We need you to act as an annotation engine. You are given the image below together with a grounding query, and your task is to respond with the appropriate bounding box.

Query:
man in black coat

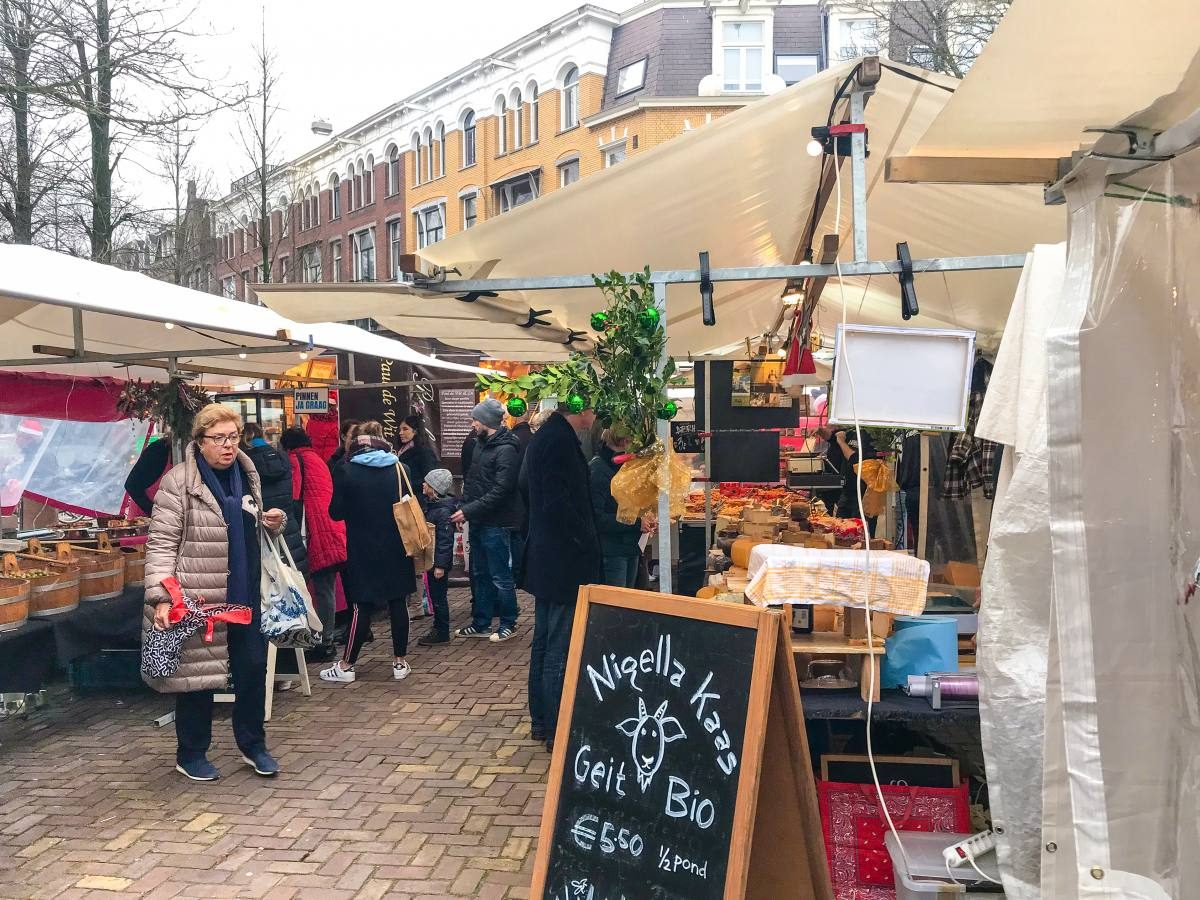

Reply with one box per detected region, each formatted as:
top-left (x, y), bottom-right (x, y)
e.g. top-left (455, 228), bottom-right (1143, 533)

top-left (451, 399), bottom-right (523, 642)
top-left (241, 423), bottom-right (308, 575)
top-left (522, 402), bottom-right (602, 750)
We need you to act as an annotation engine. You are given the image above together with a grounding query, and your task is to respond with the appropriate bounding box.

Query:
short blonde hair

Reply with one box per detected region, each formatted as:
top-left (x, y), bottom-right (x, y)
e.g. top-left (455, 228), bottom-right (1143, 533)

top-left (357, 420), bottom-right (384, 438)
top-left (191, 403), bottom-right (242, 441)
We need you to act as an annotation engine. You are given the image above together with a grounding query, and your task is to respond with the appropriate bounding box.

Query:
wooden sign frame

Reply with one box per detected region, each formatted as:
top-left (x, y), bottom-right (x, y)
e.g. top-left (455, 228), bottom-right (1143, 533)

top-left (531, 586), bottom-right (833, 900)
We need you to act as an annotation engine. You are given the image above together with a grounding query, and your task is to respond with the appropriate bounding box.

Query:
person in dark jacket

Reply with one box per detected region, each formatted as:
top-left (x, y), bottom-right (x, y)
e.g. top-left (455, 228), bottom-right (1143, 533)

top-left (417, 468), bottom-right (458, 646)
top-left (523, 402), bottom-right (602, 750)
top-left (509, 408), bottom-right (533, 587)
top-left (589, 427), bottom-right (653, 588)
top-left (124, 433), bottom-right (173, 516)
top-left (396, 414), bottom-right (439, 501)
top-left (242, 423), bottom-right (308, 575)
top-left (321, 422), bottom-right (415, 684)
top-left (327, 419), bottom-right (360, 471)
top-left (451, 399), bottom-right (523, 642)
top-left (461, 430), bottom-right (477, 477)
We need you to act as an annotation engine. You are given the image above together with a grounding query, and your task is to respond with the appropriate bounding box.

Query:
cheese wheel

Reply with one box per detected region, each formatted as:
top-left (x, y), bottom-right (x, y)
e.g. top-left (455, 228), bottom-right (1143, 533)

top-left (730, 538), bottom-right (767, 568)
top-left (696, 586), bottom-right (718, 600)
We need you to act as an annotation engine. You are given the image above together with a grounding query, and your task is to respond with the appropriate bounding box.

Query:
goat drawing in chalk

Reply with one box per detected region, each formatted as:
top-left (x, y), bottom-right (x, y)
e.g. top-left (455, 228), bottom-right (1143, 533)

top-left (616, 698), bottom-right (686, 793)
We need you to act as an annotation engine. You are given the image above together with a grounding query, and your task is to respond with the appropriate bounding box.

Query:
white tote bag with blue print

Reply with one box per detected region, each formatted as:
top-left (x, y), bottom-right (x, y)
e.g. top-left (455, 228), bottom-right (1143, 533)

top-left (259, 531), bottom-right (322, 648)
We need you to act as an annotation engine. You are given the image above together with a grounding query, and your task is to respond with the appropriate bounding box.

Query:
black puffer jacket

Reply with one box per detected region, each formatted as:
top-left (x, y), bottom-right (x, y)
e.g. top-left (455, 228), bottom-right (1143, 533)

top-left (461, 427), bottom-right (523, 529)
top-left (425, 495), bottom-right (460, 570)
top-left (243, 441), bottom-right (308, 574)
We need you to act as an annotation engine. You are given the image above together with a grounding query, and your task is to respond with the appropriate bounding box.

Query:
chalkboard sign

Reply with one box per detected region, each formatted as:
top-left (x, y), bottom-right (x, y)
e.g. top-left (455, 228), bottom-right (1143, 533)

top-left (696, 361), bottom-right (800, 432)
top-left (533, 587), bottom-right (833, 900)
top-left (671, 421), bottom-right (703, 454)
top-left (439, 387), bottom-right (476, 458)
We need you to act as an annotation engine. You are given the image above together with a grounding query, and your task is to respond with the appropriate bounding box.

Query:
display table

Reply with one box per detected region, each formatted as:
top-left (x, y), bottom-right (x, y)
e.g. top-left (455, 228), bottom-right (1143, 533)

top-left (0, 620), bottom-right (56, 692)
top-left (800, 688), bottom-right (979, 724)
top-left (52, 587), bottom-right (144, 663)
top-left (793, 631), bottom-right (886, 702)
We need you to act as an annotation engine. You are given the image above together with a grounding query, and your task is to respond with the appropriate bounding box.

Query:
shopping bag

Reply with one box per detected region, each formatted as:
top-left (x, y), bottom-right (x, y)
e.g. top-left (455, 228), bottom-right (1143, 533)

top-left (411, 522), bottom-right (437, 573)
top-left (392, 463), bottom-right (431, 557)
top-left (260, 531), bottom-right (322, 648)
top-left (817, 780), bottom-right (970, 898)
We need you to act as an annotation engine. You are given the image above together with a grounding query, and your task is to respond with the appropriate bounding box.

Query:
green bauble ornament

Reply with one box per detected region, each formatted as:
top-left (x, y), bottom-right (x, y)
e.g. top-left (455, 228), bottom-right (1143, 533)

top-left (505, 396), bottom-right (527, 417)
top-left (590, 311), bottom-right (609, 331)
top-left (657, 399), bottom-right (679, 420)
top-left (638, 306), bottom-right (661, 329)
top-left (565, 393), bottom-right (586, 414)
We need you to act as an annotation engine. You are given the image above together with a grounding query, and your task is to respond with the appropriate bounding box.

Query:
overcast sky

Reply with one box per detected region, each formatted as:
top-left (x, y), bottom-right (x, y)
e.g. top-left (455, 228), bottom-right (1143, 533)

top-left (131, 0), bottom-right (640, 211)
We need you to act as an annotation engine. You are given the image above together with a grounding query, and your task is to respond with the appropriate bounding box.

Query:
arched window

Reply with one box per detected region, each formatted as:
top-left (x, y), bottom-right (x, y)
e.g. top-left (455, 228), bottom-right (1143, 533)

top-left (462, 111), bottom-right (477, 167)
top-left (387, 145), bottom-right (400, 195)
top-left (311, 180), bottom-right (321, 226)
top-left (279, 195), bottom-right (290, 236)
top-left (495, 96), bottom-right (507, 154)
top-left (511, 89), bottom-right (523, 149)
top-left (434, 122), bottom-right (445, 178)
top-left (410, 132), bottom-right (421, 186)
top-left (300, 189), bottom-right (309, 231)
top-left (363, 155), bottom-right (374, 204)
top-left (329, 173), bottom-right (341, 218)
top-left (422, 127), bottom-right (433, 183)
top-left (561, 65), bottom-right (580, 130)
top-left (527, 81), bottom-right (540, 144)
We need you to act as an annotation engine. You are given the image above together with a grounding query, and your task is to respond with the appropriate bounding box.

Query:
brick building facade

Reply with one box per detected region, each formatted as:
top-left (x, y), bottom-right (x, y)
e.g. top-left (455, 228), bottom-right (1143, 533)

top-left (210, 1), bottom-right (883, 312)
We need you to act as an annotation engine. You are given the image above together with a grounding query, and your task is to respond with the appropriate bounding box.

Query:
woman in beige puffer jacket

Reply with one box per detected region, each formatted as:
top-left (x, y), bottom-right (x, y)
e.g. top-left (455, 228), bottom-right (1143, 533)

top-left (142, 404), bottom-right (287, 782)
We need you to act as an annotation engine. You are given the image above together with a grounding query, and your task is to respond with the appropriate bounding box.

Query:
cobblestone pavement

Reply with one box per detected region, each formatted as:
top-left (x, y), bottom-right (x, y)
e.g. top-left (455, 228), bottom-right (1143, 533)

top-left (0, 588), bottom-right (547, 900)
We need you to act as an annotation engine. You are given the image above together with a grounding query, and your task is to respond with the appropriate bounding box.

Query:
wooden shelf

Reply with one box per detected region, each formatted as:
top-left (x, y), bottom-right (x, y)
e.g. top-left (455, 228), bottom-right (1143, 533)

top-left (791, 632), bottom-right (885, 656)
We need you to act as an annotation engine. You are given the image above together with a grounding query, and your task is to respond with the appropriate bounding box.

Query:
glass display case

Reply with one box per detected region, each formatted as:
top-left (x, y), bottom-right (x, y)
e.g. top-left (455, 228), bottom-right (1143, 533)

top-left (215, 391), bottom-right (288, 444)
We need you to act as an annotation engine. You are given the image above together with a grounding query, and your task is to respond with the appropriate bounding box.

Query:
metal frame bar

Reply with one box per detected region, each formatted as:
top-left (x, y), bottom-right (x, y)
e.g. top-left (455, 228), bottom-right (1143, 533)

top-left (850, 89), bottom-right (870, 263)
top-left (0, 342), bottom-right (305, 368)
top-left (653, 278), bottom-right (672, 594)
top-left (419, 254), bottom-right (1027, 295)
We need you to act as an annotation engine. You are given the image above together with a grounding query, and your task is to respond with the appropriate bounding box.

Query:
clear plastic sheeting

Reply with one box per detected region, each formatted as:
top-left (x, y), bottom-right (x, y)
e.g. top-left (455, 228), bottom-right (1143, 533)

top-left (975, 243), bottom-right (1066, 900)
top-left (1043, 141), bottom-right (1200, 896)
top-left (0, 413), bottom-right (149, 518)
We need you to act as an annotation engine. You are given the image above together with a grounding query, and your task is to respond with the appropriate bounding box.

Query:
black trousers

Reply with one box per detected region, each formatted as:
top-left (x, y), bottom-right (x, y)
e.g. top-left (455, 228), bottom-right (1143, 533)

top-left (427, 571), bottom-right (450, 638)
top-left (344, 597), bottom-right (409, 665)
top-left (175, 607), bottom-right (267, 764)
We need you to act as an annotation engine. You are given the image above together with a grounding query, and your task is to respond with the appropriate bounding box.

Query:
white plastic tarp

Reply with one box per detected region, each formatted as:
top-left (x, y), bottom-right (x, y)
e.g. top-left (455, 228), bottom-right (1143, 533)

top-left (260, 62), bottom-right (1064, 361)
top-left (0, 245), bottom-right (482, 381)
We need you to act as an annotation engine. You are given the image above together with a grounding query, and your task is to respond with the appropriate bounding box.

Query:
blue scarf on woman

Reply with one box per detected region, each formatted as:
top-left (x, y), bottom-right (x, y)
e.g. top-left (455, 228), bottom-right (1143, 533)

top-left (196, 452), bottom-right (251, 607)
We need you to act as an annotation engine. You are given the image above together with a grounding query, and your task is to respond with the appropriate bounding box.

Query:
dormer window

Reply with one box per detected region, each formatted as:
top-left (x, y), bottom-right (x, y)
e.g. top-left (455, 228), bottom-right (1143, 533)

top-left (722, 21), bottom-right (765, 92)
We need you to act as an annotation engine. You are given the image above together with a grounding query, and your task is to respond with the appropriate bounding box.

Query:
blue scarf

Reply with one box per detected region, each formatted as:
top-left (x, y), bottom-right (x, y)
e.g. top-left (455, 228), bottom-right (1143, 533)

top-left (196, 452), bottom-right (250, 606)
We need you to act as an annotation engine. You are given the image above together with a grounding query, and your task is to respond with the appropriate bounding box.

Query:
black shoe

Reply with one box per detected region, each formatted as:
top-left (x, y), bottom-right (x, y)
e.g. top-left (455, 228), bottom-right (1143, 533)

top-left (308, 645), bottom-right (336, 663)
top-left (417, 629), bottom-right (450, 646)
top-left (545, 739), bottom-right (555, 753)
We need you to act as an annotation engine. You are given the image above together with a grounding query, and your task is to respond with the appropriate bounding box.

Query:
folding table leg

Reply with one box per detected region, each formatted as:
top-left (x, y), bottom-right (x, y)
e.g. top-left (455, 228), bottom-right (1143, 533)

top-left (294, 648), bottom-right (311, 696)
top-left (264, 641), bottom-right (277, 722)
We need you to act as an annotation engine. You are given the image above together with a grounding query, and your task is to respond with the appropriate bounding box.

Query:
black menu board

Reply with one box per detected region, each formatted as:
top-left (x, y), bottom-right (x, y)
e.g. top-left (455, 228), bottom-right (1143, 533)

top-left (438, 387), bottom-right (476, 458)
top-left (670, 421), bottom-right (703, 454)
top-left (540, 596), bottom-right (758, 900)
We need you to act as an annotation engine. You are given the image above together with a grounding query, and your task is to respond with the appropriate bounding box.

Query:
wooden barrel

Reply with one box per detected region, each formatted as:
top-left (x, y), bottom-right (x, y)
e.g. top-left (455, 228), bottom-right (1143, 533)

top-left (121, 546), bottom-right (146, 587)
top-left (61, 543), bottom-right (125, 601)
top-left (3, 555), bottom-right (80, 618)
top-left (0, 577), bottom-right (31, 633)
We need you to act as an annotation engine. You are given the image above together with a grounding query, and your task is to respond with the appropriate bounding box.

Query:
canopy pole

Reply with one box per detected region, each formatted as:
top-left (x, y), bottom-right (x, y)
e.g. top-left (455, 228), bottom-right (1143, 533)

top-left (851, 88), bottom-right (870, 263)
top-left (654, 278), bottom-right (672, 594)
top-left (71, 309), bottom-right (84, 356)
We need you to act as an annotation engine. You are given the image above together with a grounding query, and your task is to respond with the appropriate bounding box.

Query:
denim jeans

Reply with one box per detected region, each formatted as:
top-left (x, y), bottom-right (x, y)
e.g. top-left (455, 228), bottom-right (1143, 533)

top-left (600, 554), bottom-right (639, 588)
top-left (470, 524), bottom-right (518, 632)
top-left (175, 603), bottom-right (267, 763)
top-left (529, 597), bottom-right (576, 738)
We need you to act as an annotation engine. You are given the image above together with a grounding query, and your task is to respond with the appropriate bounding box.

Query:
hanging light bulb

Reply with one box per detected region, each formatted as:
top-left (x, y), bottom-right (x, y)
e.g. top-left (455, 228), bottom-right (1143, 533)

top-left (298, 351), bottom-right (309, 360)
top-left (163, 321), bottom-right (175, 330)
top-left (806, 139), bottom-right (824, 157)
top-left (238, 350), bottom-right (247, 359)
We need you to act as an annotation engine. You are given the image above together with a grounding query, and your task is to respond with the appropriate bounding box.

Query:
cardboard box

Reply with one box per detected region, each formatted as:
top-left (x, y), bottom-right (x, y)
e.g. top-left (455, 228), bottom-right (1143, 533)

top-left (944, 561), bottom-right (981, 587)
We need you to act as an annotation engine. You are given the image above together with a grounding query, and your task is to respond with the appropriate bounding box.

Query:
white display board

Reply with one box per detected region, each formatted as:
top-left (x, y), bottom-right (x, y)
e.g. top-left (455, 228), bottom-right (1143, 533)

top-left (828, 325), bottom-right (975, 432)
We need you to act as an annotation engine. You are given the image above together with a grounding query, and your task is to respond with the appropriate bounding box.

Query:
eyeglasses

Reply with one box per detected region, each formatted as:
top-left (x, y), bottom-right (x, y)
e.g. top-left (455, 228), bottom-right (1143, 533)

top-left (203, 432), bottom-right (241, 447)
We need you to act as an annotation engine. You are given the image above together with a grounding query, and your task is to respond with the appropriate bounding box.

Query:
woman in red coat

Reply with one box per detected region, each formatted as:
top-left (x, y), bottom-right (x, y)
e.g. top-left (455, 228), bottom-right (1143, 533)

top-left (280, 428), bottom-right (347, 661)
top-left (304, 408), bottom-right (342, 463)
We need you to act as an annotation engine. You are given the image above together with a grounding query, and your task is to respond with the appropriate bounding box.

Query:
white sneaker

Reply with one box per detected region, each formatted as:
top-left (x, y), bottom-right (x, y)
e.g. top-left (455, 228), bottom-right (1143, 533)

top-left (392, 660), bottom-right (411, 681)
top-left (319, 662), bottom-right (355, 683)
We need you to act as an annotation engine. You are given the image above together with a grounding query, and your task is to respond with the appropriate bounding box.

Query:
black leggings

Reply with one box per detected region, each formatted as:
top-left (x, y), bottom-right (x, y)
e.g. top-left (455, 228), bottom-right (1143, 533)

top-left (343, 597), bottom-right (410, 665)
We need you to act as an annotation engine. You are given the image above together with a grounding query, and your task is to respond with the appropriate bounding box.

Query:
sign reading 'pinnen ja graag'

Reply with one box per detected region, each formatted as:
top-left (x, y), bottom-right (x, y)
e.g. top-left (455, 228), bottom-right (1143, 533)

top-left (293, 387), bottom-right (329, 414)
top-left (532, 587), bottom-right (833, 900)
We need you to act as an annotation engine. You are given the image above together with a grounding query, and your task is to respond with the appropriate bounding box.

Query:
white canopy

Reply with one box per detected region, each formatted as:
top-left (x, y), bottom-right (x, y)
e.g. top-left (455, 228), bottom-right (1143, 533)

top-left (259, 60), bottom-right (1064, 360)
top-left (0, 245), bottom-right (481, 382)
top-left (887, 0), bottom-right (1200, 184)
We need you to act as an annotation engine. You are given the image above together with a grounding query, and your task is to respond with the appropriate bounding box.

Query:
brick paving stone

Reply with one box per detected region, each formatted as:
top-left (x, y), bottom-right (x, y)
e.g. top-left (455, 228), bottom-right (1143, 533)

top-left (0, 589), bottom-right (546, 899)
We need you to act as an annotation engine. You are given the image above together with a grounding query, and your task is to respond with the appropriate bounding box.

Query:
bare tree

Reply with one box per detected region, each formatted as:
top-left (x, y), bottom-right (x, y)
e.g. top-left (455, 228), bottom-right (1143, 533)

top-left (153, 115), bottom-right (215, 286)
top-left (0, 0), bottom-right (81, 245)
top-left (834, 0), bottom-right (1011, 78)
top-left (50, 0), bottom-right (243, 263)
top-left (230, 19), bottom-right (283, 291)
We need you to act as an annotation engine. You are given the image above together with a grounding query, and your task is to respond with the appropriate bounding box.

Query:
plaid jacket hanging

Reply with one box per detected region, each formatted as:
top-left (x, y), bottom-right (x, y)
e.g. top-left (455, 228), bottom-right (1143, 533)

top-left (942, 360), bottom-right (1001, 500)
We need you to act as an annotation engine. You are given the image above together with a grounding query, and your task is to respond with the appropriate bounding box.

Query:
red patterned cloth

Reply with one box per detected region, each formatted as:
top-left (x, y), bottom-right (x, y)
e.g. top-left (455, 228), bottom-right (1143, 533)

top-left (818, 781), bottom-right (971, 899)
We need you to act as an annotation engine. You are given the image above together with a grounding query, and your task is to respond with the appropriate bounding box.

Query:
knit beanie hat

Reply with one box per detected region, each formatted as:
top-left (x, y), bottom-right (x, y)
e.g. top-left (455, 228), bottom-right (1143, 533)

top-left (471, 398), bottom-right (504, 430)
top-left (424, 468), bottom-right (453, 497)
